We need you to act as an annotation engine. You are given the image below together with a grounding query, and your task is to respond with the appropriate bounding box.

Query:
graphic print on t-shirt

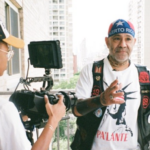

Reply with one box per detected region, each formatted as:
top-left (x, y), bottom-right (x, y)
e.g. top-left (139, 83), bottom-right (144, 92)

top-left (103, 81), bottom-right (137, 137)
top-left (91, 58), bottom-right (141, 150)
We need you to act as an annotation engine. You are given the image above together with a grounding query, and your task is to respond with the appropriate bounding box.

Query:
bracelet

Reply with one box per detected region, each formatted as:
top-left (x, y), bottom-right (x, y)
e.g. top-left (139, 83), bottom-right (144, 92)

top-left (47, 124), bottom-right (54, 131)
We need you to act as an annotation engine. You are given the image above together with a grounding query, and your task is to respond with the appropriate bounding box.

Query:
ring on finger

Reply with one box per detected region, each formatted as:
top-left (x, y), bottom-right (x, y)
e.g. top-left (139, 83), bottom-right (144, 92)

top-left (109, 95), bottom-right (114, 100)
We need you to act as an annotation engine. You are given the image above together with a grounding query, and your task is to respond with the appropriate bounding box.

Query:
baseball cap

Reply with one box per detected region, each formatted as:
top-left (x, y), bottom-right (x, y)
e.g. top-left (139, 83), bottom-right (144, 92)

top-left (0, 19), bottom-right (24, 48)
top-left (108, 19), bottom-right (135, 37)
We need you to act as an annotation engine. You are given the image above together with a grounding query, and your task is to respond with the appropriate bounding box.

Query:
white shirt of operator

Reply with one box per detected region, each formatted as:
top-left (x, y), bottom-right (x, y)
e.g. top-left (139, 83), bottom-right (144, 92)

top-left (0, 99), bottom-right (31, 150)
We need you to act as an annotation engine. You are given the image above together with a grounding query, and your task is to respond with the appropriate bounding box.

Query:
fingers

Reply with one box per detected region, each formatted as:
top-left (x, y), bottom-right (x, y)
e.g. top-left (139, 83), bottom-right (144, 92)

top-left (112, 97), bottom-right (125, 104)
top-left (57, 95), bottom-right (66, 110)
top-left (109, 79), bottom-right (122, 94)
top-left (44, 95), bottom-right (49, 104)
top-left (102, 79), bottom-right (125, 106)
top-left (113, 91), bottom-right (124, 98)
top-left (44, 94), bottom-right (65, 107)
top-left (109, 79), bottom-right (118, 87)
top-left (57, 94), bottom-right (64, 103)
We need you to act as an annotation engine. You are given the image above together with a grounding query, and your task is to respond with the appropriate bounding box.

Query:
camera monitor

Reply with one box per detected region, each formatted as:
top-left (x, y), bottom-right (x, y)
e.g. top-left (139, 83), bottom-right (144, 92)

top-left (28, 40), bottom-right (63, 69)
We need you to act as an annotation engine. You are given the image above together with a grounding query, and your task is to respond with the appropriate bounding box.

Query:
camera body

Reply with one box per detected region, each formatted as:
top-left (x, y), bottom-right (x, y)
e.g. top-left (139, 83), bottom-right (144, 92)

top-left (9, 89), bottom-right (74, 129)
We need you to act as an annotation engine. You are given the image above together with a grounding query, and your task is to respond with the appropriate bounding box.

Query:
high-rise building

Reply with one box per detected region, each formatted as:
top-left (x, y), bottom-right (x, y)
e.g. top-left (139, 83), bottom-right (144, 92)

top-left (49, 0), bottom-right (73, 82)
top-left (129, 0), bottom-right (150, 69)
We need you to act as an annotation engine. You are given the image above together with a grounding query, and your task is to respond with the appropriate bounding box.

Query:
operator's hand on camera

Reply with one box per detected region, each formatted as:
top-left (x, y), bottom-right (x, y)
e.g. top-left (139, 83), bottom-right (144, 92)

top-left (31, 96), bottom-right (66, 150)
top-left (44, 95), bottom-right (66, 126)
top-left (100, 79), bottom-right (125, 106)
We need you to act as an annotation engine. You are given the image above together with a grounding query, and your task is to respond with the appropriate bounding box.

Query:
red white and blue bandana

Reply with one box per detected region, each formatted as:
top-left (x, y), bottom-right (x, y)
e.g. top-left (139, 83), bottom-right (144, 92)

top-left (108, 19), bottom-right (135, 37)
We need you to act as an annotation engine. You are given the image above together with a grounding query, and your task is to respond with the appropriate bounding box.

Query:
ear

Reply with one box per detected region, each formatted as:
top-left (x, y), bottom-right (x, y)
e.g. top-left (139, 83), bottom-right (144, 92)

top-left (105, 37), bottom-right (109, 48)
top-left (133, 38), bottom-right (136, 45)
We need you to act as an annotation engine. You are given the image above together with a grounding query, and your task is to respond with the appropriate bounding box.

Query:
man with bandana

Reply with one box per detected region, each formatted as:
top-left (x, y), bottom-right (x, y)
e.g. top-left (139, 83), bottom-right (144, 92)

top-left (71, 19), bottom-right (147, 150)
top-left (0, 19), bottom-right (66, 150)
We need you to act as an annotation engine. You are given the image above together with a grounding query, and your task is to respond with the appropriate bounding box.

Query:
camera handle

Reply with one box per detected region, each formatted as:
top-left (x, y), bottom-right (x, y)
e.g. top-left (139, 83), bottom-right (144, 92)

top-left (26, 130), bottom-right (34, 146)
top-left (42, 69), bottom-right (53, 91)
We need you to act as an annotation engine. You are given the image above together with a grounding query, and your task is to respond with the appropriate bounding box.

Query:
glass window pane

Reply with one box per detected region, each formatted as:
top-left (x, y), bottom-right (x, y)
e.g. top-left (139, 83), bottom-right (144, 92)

top-left (10, 7), bottom-right (20, 74)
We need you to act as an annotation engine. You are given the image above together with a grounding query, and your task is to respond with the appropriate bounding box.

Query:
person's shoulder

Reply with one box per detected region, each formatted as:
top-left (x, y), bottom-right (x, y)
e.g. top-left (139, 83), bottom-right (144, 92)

top-left (0, 99), bottom-right (9, 108)
top-left (0, 99), bottom-right (16, 111)
top-left (80, 62), bottom-right (93, 72)
top-left (133, 63), bottom-right (150, 71)
top-left (82, 59), bottom-right (105, 70)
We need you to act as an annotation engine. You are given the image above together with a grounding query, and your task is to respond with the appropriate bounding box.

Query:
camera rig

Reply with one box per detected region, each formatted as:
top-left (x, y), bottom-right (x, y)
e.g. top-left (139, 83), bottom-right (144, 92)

top-left (9, 40), bottom-right (77, 140)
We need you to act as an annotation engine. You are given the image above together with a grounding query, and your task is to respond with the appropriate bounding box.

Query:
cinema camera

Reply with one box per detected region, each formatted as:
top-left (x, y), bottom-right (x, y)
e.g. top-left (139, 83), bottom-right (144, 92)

top-left (9, 40), bottom-right (76, 132)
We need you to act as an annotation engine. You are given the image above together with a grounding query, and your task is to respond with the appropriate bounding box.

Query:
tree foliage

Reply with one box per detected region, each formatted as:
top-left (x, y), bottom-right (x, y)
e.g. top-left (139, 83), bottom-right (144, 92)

top-left (53, 73), bottom-right (80, 89)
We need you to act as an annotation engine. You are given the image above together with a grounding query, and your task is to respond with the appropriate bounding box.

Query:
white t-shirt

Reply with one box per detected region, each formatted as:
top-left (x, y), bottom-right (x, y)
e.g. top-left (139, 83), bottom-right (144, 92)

top-left (0, 99), bottom-right (31, 150)
top-left (75, 57), bottom-right (141, 150)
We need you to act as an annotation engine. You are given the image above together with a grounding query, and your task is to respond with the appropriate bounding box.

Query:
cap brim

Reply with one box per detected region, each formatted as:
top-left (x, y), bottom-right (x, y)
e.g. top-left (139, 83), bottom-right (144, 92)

top-left (2, 35), bottom-right (24, 48)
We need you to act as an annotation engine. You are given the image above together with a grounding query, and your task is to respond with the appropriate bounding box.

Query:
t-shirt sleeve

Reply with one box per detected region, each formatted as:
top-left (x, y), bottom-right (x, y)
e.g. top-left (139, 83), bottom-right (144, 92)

top-left (75, 63), bottom-right (93, 99)
top-left (0, 101), bottom-right (31, 150)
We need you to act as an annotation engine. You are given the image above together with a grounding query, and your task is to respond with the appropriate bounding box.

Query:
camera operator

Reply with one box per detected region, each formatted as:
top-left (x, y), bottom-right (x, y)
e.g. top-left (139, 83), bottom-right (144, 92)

top-left (0, 19), bottom-right (66, 150)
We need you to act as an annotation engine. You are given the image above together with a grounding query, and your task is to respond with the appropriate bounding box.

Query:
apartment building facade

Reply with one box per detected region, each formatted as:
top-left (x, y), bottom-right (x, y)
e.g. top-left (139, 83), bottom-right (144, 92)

top-left (129, 0), bottom-right (150, 69)
top-left (49, 0), bottom-right (73, 82)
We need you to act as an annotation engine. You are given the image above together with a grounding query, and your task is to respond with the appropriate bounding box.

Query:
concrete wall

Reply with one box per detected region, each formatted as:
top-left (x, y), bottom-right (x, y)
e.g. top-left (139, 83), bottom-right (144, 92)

top-left (21, 0), bottom-right (49, 78)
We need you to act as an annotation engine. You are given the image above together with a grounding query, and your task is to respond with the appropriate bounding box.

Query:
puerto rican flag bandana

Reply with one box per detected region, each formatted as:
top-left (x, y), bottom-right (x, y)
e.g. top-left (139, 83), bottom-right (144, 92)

top-left (108, 19), bottom-right (135, 37)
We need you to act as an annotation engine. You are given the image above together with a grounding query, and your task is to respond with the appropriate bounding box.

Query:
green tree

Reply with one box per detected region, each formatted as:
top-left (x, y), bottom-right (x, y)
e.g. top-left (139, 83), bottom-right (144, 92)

top-left (53, 72), bottom-right (80, 89)
top-left (52, 114), bottom-right (77, 150)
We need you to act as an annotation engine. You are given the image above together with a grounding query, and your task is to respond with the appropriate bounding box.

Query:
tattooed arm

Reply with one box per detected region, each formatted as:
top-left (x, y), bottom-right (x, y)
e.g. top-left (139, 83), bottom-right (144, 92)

top-left (73, 79), bottom-right (125, 117)
top-left (73, 92), bottom-right (106, 117)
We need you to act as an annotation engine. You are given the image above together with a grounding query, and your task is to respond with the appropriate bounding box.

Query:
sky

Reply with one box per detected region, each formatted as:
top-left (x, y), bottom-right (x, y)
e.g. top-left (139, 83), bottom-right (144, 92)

top-left (72, 0), bottom-right (131, 54)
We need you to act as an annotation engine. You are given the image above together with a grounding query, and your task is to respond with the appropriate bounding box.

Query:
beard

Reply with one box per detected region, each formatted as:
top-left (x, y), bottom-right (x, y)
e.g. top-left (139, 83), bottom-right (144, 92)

top-left (110, 48), bottom-right (130, 64)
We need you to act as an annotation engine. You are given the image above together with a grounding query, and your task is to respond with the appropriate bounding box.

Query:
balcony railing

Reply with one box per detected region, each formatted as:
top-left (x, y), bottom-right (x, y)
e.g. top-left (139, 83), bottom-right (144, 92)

top-left (0, 89), bottom-right (76, 150)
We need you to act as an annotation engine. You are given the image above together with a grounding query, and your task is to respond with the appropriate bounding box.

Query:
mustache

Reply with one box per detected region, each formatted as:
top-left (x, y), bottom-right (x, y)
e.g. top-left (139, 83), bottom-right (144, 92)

top-left (116, 48), bottom-right (128, 52)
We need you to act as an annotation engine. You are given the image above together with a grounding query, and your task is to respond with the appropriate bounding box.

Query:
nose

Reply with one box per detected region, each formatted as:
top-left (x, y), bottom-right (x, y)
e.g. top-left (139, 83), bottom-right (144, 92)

top-left (119, 39), bottom-right (127, 48)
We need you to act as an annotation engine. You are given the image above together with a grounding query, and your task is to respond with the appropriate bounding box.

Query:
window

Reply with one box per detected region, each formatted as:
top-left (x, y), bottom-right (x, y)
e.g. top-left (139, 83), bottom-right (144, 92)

top-left (60, 32), bottom-right (65, 36)
top-left (59, 11), bottom-right (64, 14)
top-left (53, 0), bottom-right (58, 3)
top-left (54, 74), bottom-right (59, 77)
top-left (60, 27), bottom-right (65, 30)
top-left (53, 16), bottom-right (58, 20)
top-left (59, 0), bottom-right (64, 3)
top-left (53, 38), bottom-right (59, 40)
top-left (53, 32), bottom-right (58, 35)
top-left (53, 22), bottom-right (58, 25)
top-left (60, 16), bottom-right (64, 20)
top-left (60, 37), bottom-right (65, 41)
top-left (60, 74), bottom-right (65, 77)
top-left (53, 5), bottom-right (58, 9)
top-left (61, 42), bottom-right (65, 46)
top-left (54, 70), bottom-right (59, 73)
top-left (61, 69), bottom-right (65, 72)
top-left (59, 5), bottom-right (64, 9)
top-left (60, 22), bottom-right (64, 25)
top-left (5, 3), bottom-right (20, 75)
top-left (53, 27), bottom-right (58, 30)
top-left (61, 53), bottom-right (65, 57)
top-left (53, 10), bottom-right (58, 15)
